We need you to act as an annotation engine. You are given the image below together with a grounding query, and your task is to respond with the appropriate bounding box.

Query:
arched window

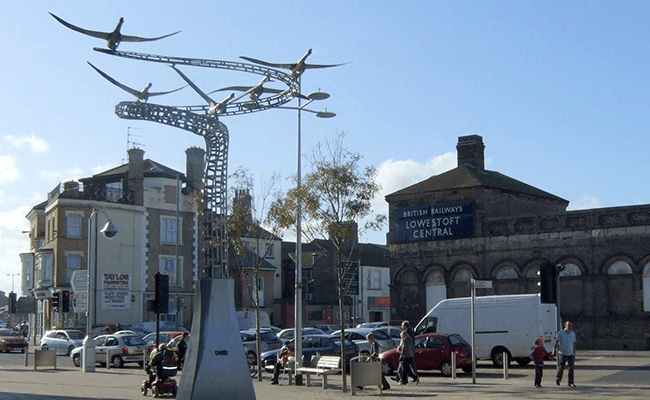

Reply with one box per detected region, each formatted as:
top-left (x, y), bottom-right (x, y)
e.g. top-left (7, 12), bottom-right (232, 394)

top-left (496, 266), bottom-right (518, 280)
top-left (454, 269), bottom-right (473, 282)
top-left (607, 261), bottom-right (633, 275)
top-left (426, 270), bottom-right (446, 311)
top-left (560, 263), bottom-right (582, 277)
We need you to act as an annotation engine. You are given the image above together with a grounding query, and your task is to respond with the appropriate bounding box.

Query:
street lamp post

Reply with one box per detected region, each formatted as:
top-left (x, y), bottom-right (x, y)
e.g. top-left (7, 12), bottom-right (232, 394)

top-left (83, 209), bottom-right (118, 373)
top-left (288, 87), bottom-right (334, 384)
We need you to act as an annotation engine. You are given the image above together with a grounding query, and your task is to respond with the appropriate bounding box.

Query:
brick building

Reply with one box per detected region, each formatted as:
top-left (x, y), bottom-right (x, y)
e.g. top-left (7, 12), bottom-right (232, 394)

top-left (386, 135), bottom-right (650, 350)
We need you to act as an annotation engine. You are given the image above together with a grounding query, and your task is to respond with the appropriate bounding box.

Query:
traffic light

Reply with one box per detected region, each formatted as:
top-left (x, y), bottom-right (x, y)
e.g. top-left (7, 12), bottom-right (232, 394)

top-left (52, 291), bottom-right (61, 312)
top-left (155, 273), bottom-right (169, 314)
top-left (61, 290), bottom-right (70, 312)
top-left (539, 262), bottom-right (557, 304)
top-left (9, 292), bottom-right (17, 314)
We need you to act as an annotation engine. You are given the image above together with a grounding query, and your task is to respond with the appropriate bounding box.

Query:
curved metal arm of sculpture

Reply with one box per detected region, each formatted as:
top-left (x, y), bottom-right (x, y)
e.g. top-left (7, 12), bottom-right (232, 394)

top-left (93, 48), bottom-right (299, 116)
top-left (240, 48), bottom-right (349, 78)
top-left (50, 13), bottom-right (180, 51)
top-left (115, 101), bottom-right (229, 278)
top-left (169, 64), bottom-right (234, 115)
top-left (87, 62), bottom-right (184, 102)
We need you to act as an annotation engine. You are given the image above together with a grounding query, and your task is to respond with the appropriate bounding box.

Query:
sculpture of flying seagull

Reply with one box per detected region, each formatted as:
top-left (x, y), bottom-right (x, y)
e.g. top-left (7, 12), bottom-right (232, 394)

top-left (239, 48), bottom-right (349, 78)
top-left (169, 64), bottom-right (235, 116)
top-left (50, 13), bottom-right (180, 51)
top-left (87, 62), bottom-right (184, 102)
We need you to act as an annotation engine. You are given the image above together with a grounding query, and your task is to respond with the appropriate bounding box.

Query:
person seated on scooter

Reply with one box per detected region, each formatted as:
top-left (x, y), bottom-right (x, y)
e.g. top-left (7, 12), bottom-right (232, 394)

top-left (270, 342), bottom-right (294, 385)
top-left (151, 343), bottom-right (173, 380)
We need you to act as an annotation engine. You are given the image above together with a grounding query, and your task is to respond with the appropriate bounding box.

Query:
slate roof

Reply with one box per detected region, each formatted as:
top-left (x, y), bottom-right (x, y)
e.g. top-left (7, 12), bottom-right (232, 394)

top-left (386, 164), bottom-right (567, 204)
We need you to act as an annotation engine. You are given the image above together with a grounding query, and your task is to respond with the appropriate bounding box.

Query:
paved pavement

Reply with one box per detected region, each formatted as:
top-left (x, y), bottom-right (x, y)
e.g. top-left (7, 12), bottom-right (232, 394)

top-left (0, 350), bottom-right (648, 399)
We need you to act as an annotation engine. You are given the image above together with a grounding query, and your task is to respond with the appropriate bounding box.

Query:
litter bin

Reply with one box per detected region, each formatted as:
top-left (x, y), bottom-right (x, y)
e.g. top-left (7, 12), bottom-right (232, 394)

top-left (350, 356), bottom-right (383, 395)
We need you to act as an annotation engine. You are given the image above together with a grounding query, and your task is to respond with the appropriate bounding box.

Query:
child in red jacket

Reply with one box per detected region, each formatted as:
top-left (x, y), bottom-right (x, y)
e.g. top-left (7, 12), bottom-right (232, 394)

top-left (530, 336), bottom-right (553, 387)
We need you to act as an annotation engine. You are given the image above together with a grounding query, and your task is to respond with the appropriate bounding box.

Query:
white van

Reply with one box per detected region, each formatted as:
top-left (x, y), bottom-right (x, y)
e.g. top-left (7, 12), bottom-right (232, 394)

top-left (236, 310), bottom-right (271, 330)
top-left (414, 294), bottom-right (556, 367)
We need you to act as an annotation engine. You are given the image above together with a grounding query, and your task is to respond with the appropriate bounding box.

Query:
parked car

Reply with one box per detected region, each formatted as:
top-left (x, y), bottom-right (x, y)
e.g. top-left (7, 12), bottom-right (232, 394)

top-left (374, 326), bottom-right (402, 341)
top-left (276, 327), bottom-right (326, 344)
top-left (331, 327), bottom-right (396, 356)
top-left (70, 333), bottom-right (147, 368)
top-left (0, 328), bottom-right (28, 353)
top-left (357, 321), bottom-right (390, 329)
top-left (40, 330), bottom-right (85, 355)
top-left (380, 333), bottom-right (473, 377)
top-left (315, 324), bottom-right (339, 334)
top-left (240, 329), bottom-right (283, 359)
top-left (143, 331), bottom-right (186, 353)
top-left (260, 334), bottom-right (359, 372)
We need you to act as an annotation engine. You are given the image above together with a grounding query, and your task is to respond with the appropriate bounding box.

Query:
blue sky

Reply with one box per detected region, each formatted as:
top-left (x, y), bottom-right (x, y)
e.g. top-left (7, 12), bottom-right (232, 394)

top-left (2, 1), bottom-right (650, 294)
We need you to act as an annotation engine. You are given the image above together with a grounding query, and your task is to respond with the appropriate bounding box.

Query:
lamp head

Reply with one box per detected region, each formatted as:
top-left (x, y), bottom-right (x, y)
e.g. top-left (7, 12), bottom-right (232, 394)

top-left (100, 220), bottom-right (119, 239)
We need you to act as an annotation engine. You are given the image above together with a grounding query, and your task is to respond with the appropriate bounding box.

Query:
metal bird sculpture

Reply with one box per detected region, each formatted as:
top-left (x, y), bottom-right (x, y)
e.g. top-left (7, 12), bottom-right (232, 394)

top-left (169, 64), bottom-right (234, 116)
top-left (50, 13), bottom-right (180, 51)
top-left (240, 48), bottom-right (348, 78)
top-left (87, 62), bottom-right (184, 102)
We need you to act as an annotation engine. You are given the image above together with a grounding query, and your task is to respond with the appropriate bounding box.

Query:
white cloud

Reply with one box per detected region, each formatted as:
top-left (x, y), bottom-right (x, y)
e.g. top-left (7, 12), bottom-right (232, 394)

top-left (0, 155), bottom-right (21, 185)
top-left (5, 134), bottom-right (50, 154)
top-left (568, 196), bottom-right (603, 210)
top-left (361, 152), bottom-right (457, 244)
top-left (38, 167), bottom-right (83, 183)
top-left (0, 205), bottom-right (31, 293)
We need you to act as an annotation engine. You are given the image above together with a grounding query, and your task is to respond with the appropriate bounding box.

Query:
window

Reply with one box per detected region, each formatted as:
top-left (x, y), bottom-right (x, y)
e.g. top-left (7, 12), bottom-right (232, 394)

top-left (65, 253), bottom-right (82, 285)
top-left (66, 213), bottom-right (82, 238)
top-left (496, 266), bottom-right (518, 280)
top-left (160, 216), bottom-right (179, 244)
top-left (643, 263), bottom-right (650, 312)
top-left (265, 242), bottom-right (274, 258)
top-left (607, 261), bottom-right (633, 275)
top-left (367, 269), bottom-right (382, 290)
top-left (160, 256), bottom-right (182, 286)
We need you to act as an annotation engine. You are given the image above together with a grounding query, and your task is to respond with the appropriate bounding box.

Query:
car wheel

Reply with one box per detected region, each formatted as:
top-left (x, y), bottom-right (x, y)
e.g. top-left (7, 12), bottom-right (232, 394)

top-left (360, 351), bottom-right (370, 361)
top-left (20, 347), bottom-right (26, 354)
top-left (171, 385), bottom-right (178, 398)
top-left (381, 360), bottom-right (395, 375)
top-left (461, 365), bottom-right (473, 374)
top-left (112, 355), bottom-right (124, 368)
top-left (153, 385), bottom-right (160, 398)
top-left (491, 347), bottom-right (511, 368)
top-left (141, 383), bottom-right (147, 396)
top-left (440, 361), bottom-right (453, 377)
top-left (41, 344), bottom-right (49, 351)
top-left (67, 345), bottom-right (75, 356)
top-left (72, 353), bottom-right (81, 368)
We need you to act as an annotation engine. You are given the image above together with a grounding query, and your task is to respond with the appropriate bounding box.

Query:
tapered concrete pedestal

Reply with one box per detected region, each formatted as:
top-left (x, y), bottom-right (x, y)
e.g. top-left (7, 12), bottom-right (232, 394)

top-left (178, 279), bottom-right (256, 400)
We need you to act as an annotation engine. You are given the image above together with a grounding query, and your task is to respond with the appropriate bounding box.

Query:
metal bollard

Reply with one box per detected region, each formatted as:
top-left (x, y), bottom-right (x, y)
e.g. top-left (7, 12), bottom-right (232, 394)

top-left (107, 351), bottom-right (111, 370)
top-left (24, 344), bottom-right (29, 367)
top-left (503, 352), bottom-right (508, 379)
top-left (451, 352), bottom-right (457, 379)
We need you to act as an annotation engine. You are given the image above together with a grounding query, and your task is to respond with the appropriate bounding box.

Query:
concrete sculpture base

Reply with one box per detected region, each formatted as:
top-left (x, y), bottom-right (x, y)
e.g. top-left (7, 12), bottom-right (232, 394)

top-left (178, 279), bottom-right (256, 400)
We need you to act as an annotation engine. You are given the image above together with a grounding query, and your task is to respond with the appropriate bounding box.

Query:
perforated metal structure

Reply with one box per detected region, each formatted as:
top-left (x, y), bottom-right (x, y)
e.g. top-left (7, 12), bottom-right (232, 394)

top-left (100, 48), bottom-right (298, 278)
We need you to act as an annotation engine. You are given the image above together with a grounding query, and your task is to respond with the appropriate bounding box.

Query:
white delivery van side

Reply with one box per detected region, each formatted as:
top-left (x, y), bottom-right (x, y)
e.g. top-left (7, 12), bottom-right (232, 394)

top-left (415, 294), bottom-right (556, 367)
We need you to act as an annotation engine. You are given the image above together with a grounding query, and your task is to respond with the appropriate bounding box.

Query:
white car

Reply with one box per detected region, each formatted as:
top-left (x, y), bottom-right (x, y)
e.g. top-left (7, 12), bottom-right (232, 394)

top-left (331, 328), bottom-right (396, 356)
top-left (70, 333), bottom-right (146, 368)
top-left (40, 330), bottom-right (85, 355)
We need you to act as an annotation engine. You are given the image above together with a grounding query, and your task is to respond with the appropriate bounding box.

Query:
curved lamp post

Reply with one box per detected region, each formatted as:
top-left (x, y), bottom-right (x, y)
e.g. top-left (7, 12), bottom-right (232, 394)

top-left (83, 209), bottom-right (118, 373)
top-left (280, 89), bottom-right (334, 384)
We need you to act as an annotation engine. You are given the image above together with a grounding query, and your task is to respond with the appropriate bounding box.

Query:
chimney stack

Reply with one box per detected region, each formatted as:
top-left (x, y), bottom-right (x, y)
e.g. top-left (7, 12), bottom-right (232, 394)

top-left (456, 135), bottom-right (485, 170)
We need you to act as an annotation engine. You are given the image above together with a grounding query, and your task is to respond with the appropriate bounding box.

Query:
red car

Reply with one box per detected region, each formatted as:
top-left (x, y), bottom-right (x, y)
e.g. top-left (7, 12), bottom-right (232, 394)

top-left (380, 333), bottom-right (473, 377)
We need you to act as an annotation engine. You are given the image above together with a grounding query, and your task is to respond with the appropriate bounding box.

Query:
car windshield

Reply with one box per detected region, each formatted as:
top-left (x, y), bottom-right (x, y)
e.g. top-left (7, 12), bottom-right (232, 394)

top-left (0, 329), bottom-right (18, 336)
top-left (122, 335), bottom-right (145, 345)
top-left (67, 331), bottom-right (85, 340)
top-left (449, 334), bottom-right (470, 348)
top-left (259, 331), bottom-right (278, 341)
top-left (372, 330), bottom-right (390, 340)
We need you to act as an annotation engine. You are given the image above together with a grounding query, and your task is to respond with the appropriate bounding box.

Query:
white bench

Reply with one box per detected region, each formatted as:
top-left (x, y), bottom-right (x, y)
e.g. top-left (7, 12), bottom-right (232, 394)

top-left (295, 356), bottom-right (341, 389)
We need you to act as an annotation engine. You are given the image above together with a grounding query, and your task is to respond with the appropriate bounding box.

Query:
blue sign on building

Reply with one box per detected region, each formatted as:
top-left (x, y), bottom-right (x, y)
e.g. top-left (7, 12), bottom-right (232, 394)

top-left (393, 200), bottom-right (475, 244)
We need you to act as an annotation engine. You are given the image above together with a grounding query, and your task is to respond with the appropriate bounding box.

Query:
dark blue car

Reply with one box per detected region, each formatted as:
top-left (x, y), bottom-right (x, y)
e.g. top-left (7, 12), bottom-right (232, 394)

top-left (260, 334), bottom-right (359, 372)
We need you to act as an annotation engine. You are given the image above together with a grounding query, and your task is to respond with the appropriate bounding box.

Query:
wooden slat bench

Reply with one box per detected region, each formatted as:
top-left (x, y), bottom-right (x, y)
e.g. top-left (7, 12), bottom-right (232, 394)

top-left (295, 356), bottom-right (341, 389)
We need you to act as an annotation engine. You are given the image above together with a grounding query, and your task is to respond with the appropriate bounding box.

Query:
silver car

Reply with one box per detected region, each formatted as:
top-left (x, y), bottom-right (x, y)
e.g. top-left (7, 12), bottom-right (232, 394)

top-left (70, 333), bottom-right (146, 368)
top-left (40, 330), bottom-right (85, 355)
top-left (331, 327), bottom-right (396, 356)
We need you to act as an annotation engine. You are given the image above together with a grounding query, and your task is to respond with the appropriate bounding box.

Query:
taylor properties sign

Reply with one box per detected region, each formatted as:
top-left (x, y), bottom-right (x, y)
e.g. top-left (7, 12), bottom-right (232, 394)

top-left (393, 200), bottom-right (475, 244)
